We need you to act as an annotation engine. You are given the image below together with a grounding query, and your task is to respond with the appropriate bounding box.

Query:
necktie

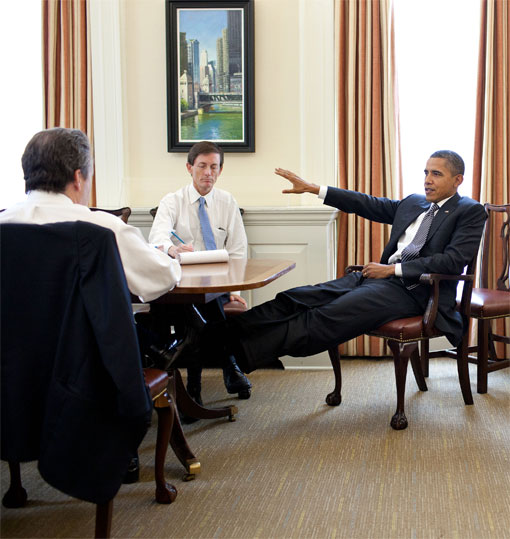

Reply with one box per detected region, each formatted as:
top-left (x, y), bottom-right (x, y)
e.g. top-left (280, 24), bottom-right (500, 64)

top-left (400, 203), bottom-right (439, 263)
top-left (198, 196), bottom-right (217, 250)
top-left (400, 202), bottom-right (439, 290)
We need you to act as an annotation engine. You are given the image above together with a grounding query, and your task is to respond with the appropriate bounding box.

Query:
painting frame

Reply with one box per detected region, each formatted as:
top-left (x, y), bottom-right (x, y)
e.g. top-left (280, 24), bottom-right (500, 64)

top-left (165, 0), bottom-right (255, 152)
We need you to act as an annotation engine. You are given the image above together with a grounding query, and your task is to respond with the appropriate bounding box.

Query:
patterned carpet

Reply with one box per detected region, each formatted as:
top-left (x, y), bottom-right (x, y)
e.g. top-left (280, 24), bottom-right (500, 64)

top-left (1, 359), bottom-right (509, 539)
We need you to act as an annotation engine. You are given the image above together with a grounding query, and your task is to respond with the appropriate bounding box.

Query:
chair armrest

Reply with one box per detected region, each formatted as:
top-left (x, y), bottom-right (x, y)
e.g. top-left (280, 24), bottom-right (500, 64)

top-left (345, 265), bottom-right (364, 274)
top-left (419, 272), bottom-right (474, 335)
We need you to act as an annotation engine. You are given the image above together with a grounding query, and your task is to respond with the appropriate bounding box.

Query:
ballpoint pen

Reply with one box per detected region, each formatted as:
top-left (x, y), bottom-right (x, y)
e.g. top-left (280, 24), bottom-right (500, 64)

top-left (171, 230), bottom-right (186, 244)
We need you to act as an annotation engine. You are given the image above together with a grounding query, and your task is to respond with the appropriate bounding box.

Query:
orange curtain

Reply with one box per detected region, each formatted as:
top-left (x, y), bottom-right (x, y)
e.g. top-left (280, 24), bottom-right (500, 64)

top-left (335, 0), bottom-right (401, 357)
top-left (42, 0), bottom-right (96, 205)
top-left (472, 0), bottom-right (509, 356)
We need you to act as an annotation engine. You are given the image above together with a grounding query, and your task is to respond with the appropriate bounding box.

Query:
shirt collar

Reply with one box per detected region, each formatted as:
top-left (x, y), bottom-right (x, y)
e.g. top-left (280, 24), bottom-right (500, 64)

top-left (27, 190), bottom-right (74, 205)
top-left (188, 183), bottom-right (215, 205)
top-left (435, 194), bottom-right (456, 209)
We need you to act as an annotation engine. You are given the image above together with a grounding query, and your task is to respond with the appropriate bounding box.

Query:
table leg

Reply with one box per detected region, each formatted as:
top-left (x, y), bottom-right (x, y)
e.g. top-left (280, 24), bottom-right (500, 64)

top-left (171, 367), bottom-right (238, 422)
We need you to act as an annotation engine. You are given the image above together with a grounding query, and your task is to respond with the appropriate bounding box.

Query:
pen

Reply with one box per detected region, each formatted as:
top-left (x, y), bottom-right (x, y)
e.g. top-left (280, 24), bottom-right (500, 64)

top-left (171, 230), bottom-right (186, 244)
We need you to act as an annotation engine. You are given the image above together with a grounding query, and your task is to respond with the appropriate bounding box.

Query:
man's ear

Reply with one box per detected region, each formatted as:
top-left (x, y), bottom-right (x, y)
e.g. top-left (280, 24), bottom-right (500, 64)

top-left (454, 174), bottom-right (464, 188)
top-left (72, 170), bottom-right (82, 191)
top-left (186, 162), bottom-right (193, 175)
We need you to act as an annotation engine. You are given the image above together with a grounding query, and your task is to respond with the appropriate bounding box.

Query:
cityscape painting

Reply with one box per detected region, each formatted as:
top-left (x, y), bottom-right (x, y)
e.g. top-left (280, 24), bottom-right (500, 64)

top-left (166, 0), bottom-right (254, 152)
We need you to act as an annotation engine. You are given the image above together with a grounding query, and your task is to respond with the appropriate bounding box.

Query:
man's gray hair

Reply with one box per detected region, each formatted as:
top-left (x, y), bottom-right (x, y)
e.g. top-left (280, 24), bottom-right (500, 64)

top-left (22, 127), bottom-right (93, 193)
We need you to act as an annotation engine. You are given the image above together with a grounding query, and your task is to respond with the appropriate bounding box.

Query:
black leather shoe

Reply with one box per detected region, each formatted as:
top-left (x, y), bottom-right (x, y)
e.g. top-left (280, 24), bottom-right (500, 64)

top-left (122, 456), bottom-right (139, 484)
top-left (223, 356), bottom-right (252, 398)
top-left (148, 338), bottom-right (182, 371)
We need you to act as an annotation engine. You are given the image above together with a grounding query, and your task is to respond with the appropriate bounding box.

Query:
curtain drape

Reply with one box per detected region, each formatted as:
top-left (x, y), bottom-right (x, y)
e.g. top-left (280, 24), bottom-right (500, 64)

top-left (472, 0), bottom-right (509, 356)
top-left (42, 0), bottom-right (95, 205)
top-left (335, 0), bottom-right (401, 357)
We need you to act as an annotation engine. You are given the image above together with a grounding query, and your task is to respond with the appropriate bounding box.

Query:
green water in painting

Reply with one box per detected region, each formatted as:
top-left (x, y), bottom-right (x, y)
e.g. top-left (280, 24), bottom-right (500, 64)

top-left (180, 105), bottom-right (243, 141)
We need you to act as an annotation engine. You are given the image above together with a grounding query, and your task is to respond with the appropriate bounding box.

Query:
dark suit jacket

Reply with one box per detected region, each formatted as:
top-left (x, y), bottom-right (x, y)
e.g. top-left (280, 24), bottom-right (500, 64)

top-left (1, 221), bottom-right (152, 504)
top-left (324, 188), bottom-right (487, 344)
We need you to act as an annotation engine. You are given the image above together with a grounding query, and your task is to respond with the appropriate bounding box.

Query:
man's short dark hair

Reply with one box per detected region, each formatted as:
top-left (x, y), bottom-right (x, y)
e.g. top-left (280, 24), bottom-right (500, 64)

top-left (22, 128), bottom-right (93, 194)
top-left (187, 141), bottom-right (224, 167)
top-left (430, 150), bottom-right (465, 176)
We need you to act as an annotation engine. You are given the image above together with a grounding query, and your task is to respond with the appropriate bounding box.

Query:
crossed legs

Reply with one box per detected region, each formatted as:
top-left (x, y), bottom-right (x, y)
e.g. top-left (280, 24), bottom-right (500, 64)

top-left (229, 273), bottom-right (427, 373)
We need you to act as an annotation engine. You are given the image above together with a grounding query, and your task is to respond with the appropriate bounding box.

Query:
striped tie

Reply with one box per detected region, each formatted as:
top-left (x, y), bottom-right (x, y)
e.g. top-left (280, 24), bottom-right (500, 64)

top-left (401, 203), bottom-right (439, 262)
top-left (401, 203), bottom-right (439, 290)
top-left (198, 197), bottom-right (217, 250)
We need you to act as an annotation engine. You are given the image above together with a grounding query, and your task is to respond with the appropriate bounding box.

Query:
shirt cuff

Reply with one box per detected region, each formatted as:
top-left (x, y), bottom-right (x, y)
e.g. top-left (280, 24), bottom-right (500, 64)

top-left (394, 263), bottom-right (402, 277)
top-left (318, 186), bottom-right (328, 200)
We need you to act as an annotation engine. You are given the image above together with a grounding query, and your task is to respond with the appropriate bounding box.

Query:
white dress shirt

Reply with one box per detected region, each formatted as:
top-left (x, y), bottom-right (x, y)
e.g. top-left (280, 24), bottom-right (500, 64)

top-left (319, 187), bottom-right (452, 276)
top-left (149, 184), bottom-right (247, 259)
top-left (0, 191), bottom-right (181, 302)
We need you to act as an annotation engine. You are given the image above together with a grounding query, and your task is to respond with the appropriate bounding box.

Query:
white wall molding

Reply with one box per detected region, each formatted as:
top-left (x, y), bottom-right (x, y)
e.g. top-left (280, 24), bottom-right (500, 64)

top-left (89, 0), bottom-right (126, 207)
top-left (242, 206), bottom-right (338, 226)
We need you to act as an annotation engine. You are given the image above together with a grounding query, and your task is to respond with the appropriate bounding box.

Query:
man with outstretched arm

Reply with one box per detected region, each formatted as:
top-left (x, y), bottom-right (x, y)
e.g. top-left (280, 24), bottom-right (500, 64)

top-left (221, 150), bottom-right (486, 373)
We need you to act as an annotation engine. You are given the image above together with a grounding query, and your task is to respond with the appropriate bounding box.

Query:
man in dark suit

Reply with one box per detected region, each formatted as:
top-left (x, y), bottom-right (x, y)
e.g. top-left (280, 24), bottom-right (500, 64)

top-left (224, 150), bottom-right (487, 373)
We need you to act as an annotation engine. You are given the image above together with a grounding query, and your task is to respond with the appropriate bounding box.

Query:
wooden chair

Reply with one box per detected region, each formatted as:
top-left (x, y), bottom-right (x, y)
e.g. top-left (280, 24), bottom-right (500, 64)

top-left (90, 206), bottom-right (132, 223)
top-left (3, 368), bottom-right (178, 538)
top-left (424, 203), bottom-right (510, 393)
top-left (327, 259), bottom-right (476, 430)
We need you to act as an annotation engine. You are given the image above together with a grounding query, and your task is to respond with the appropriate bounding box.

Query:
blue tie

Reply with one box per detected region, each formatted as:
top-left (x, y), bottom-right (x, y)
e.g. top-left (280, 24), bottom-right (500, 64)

top-left (198, 197), bottom-right (217, 250)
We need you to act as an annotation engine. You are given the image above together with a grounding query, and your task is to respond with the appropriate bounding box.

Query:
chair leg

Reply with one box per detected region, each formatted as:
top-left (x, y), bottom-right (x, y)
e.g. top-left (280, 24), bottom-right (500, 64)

top-left (410, 347), bottom-right (428, 391)
top-left (2, 462), bottom-right (27, 508)
top-left (95, 499), bottom-right (113, 539)
top-left (326, 346), bottom-right (342, 406)
top-left (477, 318), bottom-right (489, 394)
top-left (169, 413), bottom-right (201, 482)
top-left (166, 371), bottom-right (201, 481)
top-left (153, 392), bottom-right (178, 503)
top-left (388, 340), bottom-right (416, 430)
top-left (456, 335), bottom-right (474, 404)
top-left (420, 340), bottom-right (430, 378)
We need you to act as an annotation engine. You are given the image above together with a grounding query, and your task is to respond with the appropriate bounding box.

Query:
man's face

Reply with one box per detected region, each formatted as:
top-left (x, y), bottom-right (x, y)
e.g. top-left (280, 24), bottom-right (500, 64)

top-left (423, 157), bottom-right (463, 203)
top-left (186, 152), bottom-right (222, 196)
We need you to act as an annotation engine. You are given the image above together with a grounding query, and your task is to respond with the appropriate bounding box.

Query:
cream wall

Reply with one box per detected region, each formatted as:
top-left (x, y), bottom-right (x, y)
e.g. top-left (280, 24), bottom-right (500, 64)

top-left (107, 0), bottom-right (335, 210)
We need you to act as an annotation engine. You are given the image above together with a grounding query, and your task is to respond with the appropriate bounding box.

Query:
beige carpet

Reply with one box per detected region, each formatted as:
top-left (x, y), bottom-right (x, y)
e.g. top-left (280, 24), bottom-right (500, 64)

top-left (1, 359), bottom-right (509, 539)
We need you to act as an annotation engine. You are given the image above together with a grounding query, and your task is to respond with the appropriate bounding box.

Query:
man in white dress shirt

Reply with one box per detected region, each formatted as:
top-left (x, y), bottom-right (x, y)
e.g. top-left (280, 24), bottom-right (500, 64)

top-left (0, 127), bottom-right (183, 483)
top-left (0, 128), bottom-right (181, 302)
top-left (148, 141), bottom-right (252, 403)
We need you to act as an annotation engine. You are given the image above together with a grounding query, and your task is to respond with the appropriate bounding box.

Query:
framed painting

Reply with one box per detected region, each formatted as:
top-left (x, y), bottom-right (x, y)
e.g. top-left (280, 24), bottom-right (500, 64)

top-left (166, 0), bottom-right (255, 152)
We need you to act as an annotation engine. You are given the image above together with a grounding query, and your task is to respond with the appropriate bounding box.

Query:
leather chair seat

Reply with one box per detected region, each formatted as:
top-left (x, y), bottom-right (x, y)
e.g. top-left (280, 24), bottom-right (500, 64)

top-left (143, 368), bottom-right (170, 398)
top-left (369, 316), bottom-right (442, 342)
top-left (467, 289), bottom-right (510, 319)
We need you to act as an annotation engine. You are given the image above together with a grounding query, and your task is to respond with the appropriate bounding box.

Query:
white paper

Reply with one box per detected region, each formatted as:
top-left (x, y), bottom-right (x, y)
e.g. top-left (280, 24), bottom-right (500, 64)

top-left (177, 249), bottom-right (229, 265)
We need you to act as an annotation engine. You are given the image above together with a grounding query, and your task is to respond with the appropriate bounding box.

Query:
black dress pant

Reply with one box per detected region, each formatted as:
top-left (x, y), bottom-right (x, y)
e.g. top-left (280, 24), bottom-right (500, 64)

top-left (230, 273), bottom-right (430, 373)
top-left (145, 294), bottom-right (230, 367)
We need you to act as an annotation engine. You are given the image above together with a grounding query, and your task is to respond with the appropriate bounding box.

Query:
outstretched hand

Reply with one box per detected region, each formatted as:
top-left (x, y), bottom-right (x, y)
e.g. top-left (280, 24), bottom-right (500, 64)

top-left (275, 168), bottom-right (320, 195)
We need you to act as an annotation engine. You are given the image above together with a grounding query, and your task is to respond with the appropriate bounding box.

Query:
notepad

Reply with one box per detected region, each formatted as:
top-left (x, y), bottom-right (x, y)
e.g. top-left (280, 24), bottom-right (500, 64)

top-left (177, 249), bottom-right (229, 265)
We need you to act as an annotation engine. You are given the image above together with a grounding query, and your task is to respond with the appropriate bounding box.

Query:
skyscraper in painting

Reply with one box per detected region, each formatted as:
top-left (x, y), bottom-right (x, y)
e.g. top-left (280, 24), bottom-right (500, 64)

top-left (227, 10), bottom-right (242, 78)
